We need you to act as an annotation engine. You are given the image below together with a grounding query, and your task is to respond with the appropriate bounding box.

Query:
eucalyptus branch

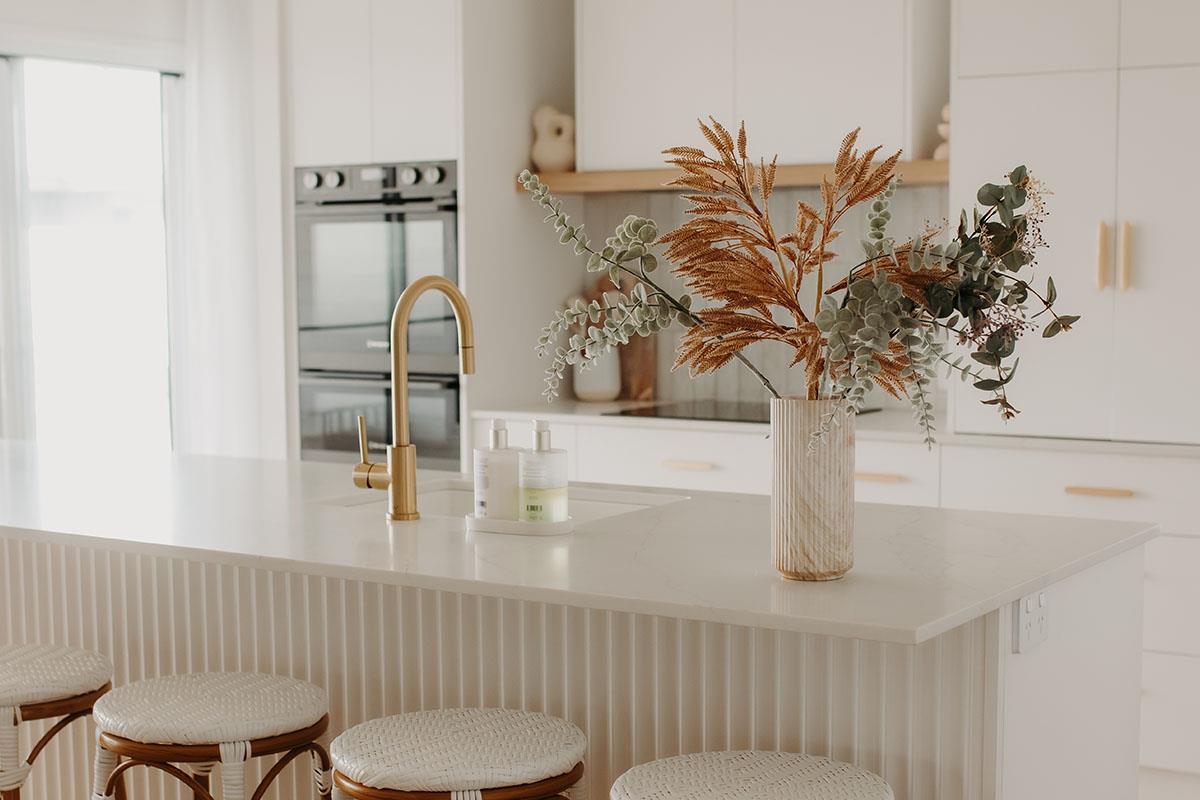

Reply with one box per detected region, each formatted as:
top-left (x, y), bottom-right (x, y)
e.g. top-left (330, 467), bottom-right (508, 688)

top-left (520, 170), bottom-right (781, 400)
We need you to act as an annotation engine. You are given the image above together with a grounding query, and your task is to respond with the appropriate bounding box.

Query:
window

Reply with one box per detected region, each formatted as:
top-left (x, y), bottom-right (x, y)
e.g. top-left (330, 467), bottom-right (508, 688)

top-left (0, 57), bottom-right (176, 454)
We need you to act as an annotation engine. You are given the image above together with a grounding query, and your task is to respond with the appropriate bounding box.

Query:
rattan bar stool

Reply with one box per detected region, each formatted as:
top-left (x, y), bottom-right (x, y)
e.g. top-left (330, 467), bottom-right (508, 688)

top-left (330, 708), bottom-right (587, 800)
top-left (90, 672), bottom-right (333, 800)
top-left (0, 643), bottom-right (113, 800)
top-left (610, 751), bottom-right (893, 800)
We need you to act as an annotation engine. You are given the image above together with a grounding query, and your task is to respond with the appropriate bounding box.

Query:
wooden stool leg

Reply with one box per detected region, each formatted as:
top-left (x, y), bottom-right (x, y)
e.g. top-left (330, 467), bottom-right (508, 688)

top-left (0, 787), bottom-right (20, 800)
top-left (194, 772), bottom-right (210, 800)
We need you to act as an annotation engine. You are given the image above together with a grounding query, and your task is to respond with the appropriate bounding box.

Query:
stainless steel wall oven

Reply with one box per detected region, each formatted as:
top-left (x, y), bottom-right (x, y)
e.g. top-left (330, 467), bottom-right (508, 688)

top-left (295, 161), bottom-right (461, 469)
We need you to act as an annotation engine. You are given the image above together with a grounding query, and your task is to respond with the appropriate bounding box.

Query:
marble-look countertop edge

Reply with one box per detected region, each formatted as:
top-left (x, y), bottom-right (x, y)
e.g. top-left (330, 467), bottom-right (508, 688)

top-left (0, 521), bottom-right (927, 644)
top-left (0, 516), bottom-right (1159, 646)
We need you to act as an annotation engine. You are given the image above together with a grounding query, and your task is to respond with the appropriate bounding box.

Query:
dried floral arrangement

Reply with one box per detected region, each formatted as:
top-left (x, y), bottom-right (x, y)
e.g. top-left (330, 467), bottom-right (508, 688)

top-left (519, 119), bottom-right (1078, 444)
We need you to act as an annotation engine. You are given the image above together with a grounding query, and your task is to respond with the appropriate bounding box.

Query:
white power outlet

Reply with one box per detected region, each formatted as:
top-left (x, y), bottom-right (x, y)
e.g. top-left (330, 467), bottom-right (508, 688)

top-left (1012, 591), bottom-right (1050, 653)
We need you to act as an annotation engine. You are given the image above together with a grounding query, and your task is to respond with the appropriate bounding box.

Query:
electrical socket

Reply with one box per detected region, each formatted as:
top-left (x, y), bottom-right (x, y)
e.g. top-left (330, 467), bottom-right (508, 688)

top-left (1012, 591), bottom-right (1049, 653)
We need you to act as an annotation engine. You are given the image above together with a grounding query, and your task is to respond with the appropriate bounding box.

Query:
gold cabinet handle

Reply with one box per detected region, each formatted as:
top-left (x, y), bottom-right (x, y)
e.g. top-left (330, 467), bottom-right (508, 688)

top-left (1096, 220), bottom-right (1111, 290)
top-left (1064, 485), bottom-right (1135, 498)
top-left (1118, 221), bottom-right (1132, 291)
top-left (661, 459), bottom-right (716, 472)
top-left (855, 472), bottom-right (907, 483)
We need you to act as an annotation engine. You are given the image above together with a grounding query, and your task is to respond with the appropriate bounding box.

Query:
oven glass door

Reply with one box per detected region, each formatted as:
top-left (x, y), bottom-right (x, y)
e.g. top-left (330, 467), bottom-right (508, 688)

top-left (298, 373), bottom-right (460, 470)
top-left (296, 205), bottom-right (458, 373)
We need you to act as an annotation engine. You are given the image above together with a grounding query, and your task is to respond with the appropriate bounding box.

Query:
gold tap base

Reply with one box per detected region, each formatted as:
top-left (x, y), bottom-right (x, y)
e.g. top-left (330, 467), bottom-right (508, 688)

top-left (387, 511), bottom-right (421, 521)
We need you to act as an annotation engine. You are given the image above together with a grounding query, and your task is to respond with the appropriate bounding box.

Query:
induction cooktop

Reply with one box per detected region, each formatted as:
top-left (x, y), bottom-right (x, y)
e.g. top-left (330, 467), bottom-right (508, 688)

top-left (603, 400), bottom-right (881, 424)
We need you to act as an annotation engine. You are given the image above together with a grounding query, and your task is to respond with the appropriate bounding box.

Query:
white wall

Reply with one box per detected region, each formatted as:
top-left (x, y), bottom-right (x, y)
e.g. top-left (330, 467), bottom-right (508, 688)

top-left (0, 0), bottom-right (186, 70)
top-left (458, 0), bottom-right (581, 434)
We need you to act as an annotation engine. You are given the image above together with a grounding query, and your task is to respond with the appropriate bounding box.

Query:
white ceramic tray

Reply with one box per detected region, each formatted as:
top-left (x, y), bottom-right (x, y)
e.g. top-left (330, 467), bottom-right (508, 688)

top-left (465, 514), bottom-right (575, 536)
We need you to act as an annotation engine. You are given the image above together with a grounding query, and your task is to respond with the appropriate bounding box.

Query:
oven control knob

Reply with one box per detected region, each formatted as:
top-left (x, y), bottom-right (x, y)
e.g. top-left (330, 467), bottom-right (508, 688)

top-left (399, 166), bottom-right (420, 185)
top-left (301, 170), bottom-right (322, 190)
top-left (422, 165), bottom-right (444, 184)
top-left (323, 170), bottom-right (345, 188)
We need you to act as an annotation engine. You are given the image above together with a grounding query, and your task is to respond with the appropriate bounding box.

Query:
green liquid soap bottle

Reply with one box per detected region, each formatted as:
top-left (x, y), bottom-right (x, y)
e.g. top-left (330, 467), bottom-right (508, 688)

top-left (518, 419), bottom-right (568, 523)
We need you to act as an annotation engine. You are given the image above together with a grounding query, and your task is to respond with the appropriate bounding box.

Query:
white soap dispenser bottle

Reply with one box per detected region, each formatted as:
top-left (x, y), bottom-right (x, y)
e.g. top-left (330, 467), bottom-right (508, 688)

top-left (518, 419), bottom-right (568, 522)
top-left (473, 419), bottom-right (520, 520)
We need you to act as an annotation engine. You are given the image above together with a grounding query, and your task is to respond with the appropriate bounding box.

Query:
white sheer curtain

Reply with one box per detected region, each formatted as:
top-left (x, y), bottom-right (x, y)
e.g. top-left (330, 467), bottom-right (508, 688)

top-left (169, 0), bottom-right (290, 458)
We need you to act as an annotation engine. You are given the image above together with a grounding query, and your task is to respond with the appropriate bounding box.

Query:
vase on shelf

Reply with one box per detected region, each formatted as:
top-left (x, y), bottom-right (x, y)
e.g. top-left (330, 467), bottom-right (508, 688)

top-left (770, 397), bottom-right (854, 581)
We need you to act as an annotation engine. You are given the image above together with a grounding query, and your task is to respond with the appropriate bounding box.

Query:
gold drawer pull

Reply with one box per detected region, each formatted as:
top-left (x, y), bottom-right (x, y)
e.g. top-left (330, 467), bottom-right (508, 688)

top-left (661, 459), bottom-right (716, 472)
top-left (1064, 485), bottom-right (1135, 498)
top-left (855, 472), bottom-right (907, 483)
top-left (1097, 220), bottom-right (1111, 290)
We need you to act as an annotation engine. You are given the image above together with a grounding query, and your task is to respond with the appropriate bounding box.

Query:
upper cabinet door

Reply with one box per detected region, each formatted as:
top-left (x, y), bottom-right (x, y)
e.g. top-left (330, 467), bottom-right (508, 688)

top-left (955, 0), bottom-right (1118, 77)
top-left (576, 0), bottom-right (734, 171)
top-left (1120, 0), bottom-right (1200, 68)
top-left (1112, 67), bottom-right (1200, 445)
top-left (950, 71), bottom-right (1117, 439)
top-left (733, 0), bottom-right (908, 163)
top-left (291, 0), bottom-right (373, 166)
top-left (370, 0), bottom-right (460, 162)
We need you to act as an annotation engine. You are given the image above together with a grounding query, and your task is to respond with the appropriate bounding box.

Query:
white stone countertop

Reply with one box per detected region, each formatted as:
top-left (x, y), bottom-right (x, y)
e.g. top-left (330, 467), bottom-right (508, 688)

top-left (0, 441), bottom-right (1156, 644)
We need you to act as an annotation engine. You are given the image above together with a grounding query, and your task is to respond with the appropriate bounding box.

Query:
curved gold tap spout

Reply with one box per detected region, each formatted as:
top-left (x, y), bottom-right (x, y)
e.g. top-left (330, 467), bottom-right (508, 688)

top-left (353, 275), bottom-right (475, 522)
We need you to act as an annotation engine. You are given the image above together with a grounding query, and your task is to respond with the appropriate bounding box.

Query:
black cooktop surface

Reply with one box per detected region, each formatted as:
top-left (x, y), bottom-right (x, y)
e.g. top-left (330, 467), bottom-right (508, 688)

top-left (603, 400), bottom-right (882, 424)
top-left (605, 400), bottom-right (771, 423)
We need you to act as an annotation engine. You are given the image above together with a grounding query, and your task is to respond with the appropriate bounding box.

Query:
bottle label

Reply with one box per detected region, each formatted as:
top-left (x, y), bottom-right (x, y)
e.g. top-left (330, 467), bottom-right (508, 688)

top-left (519, 486), bottom-right (568, 523)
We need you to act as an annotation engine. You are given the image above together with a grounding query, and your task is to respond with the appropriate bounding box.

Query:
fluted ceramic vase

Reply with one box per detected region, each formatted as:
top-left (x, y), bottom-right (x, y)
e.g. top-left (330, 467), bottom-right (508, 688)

top-left (770, 397), bottom-right (854, 580)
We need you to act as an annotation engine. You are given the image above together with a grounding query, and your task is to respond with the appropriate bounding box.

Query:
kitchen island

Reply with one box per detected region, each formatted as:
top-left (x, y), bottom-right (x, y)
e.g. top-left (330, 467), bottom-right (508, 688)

top-left (0, 442), bottom-right (1153, 800)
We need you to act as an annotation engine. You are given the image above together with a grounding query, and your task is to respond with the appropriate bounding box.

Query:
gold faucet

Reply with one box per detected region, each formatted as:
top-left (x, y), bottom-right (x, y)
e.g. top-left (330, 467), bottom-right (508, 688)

top-left (354, 275), bottom-right (475, 520)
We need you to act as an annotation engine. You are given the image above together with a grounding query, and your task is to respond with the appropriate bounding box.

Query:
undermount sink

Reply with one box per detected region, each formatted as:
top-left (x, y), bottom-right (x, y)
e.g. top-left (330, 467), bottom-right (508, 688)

top-left (316, 478), bottom-right (688, 526)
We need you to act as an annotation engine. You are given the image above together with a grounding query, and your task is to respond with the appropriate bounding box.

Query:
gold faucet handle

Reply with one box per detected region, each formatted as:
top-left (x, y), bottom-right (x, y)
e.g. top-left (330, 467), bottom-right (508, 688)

top-left (357, 414), bottom-right (370, 463)
top-left (352, 415), bottom-right (390, 490)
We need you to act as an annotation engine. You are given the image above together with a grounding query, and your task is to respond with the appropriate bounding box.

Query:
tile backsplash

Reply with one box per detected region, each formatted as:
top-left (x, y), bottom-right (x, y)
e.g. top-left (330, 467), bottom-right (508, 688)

top-left (580, 184), bottom-right (949, 407)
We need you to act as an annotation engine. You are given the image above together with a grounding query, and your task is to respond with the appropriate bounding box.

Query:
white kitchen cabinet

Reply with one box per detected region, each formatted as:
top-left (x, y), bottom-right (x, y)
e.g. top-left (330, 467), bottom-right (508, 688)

top-left (734, 0), bottom-right (948, 162)
top-left (1141, 652), bottom-right (1200, 773)
top-left (291, 0), bottom-right (458, 166)
top-left (954, 0), bottom-right (1119, 77)
top-left (575, 0), bottom-right (733, 171)
top-left (1120, 0), bottom-right (1200, 68)
top-left (854, 440), bottom-right (940, 506)
top-left (291, 0), bottom-right (373, 165)
top-left (949, 71), bottom-right (1118, 439)
top-left (940, 445), bottom-right (1200, 535)
top-left (370, 0), bottom-right (459, 162)
top-left (576, 0), bottom-right (947, 169)
top-left (574, 423), bottom-right (771, 494)
top-left (1143, 534), bottom-right (1200, 657)
top-left (1111, 66), bottom-right (1200, 445)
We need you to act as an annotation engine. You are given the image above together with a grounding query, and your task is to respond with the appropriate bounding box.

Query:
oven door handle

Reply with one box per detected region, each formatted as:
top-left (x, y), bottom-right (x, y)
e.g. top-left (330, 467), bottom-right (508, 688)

top-left (299, 374), bottom-right (456, 390)
top-left (408, 377), bottom-right (459, 390)
top-left (298, 374), bottom-right (387, 388)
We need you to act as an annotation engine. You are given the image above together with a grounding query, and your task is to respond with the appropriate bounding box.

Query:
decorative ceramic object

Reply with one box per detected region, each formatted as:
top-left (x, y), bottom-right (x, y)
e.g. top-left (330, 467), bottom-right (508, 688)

top-left (770, 397), bottom-right (854, 581)
top-left (933, 103), bottom-right (950, 161)
top-left (531, 105), bottom-right (575, 172)
top-left (573, 347), bottom-right (621, 401)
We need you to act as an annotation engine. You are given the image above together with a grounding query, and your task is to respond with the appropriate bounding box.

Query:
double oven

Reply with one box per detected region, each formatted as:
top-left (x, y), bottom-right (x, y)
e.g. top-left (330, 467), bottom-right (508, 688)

top-left (295, 161), bottom-right (461, 471)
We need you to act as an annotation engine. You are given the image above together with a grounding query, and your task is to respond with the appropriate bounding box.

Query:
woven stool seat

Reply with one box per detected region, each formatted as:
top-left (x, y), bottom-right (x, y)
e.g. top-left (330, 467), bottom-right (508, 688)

top-left (0, 643), bottom-right (112, 707)
top-left (93, 672), bottom-right (327, 745)
top-left (332, 707), bottom-right (587, 792)
top-left (610, 751), bottom-right (893, 800)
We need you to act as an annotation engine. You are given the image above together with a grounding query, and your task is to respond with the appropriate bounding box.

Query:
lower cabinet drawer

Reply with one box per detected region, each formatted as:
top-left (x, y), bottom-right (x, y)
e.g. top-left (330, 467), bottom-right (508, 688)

top-left (1144, 534), bottom-right (1200, 657)
top-left (854, 440), bottom-right (940, 507)
top-left (575, 424), bottom-right (771, 494)
top-left (940, 445), bottom-right (1200, 534)
top-left (1141, 652), bottom-right (1200, 773)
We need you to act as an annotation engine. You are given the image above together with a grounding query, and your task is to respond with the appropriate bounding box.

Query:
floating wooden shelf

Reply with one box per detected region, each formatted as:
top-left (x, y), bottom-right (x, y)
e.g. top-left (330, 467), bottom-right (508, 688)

top-left (517, 159), bottom-right (948, 194)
